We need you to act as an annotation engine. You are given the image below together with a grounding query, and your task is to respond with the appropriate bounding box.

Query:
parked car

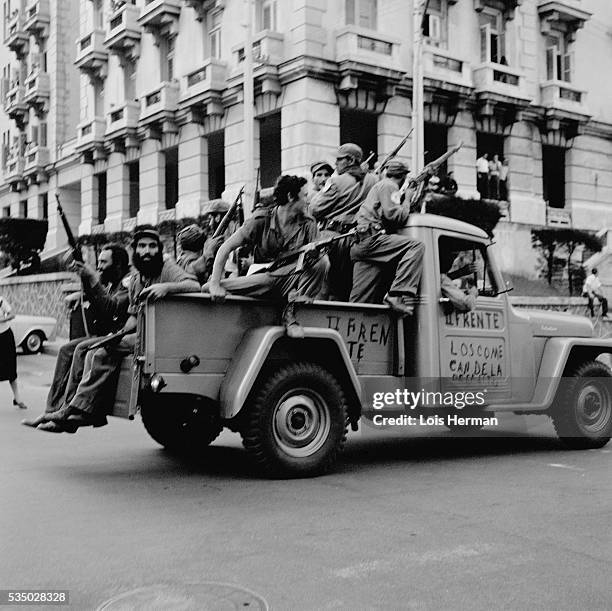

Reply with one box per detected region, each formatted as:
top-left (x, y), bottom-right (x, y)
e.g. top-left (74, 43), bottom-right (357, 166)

top-left (12, 315), bottom-right (57, 354)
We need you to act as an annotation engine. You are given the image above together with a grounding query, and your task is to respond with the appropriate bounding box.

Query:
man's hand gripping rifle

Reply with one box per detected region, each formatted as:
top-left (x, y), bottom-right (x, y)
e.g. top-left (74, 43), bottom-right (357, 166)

top-left (56, 193), bottom-right (83, 264)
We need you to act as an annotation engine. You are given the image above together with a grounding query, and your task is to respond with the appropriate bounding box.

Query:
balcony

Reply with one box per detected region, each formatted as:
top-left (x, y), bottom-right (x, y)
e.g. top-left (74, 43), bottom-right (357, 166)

top-left (4, 83), bottom-right (29, 124)
top-left (104, 2), bottom-right (141, 61)
top-left (538, 1), bottom-right (591, 37)
top-left (540, 80), bottom-right (589, 118)
top-left (183, 0), bottom-right (224, 21)
top-left (472, 62), bottom-right (531, 109)
top-left (24, 69), bottom-right (50, 112)
top-left (23, 144), bottom-right (50, 177)
top-left (335, 26), bottom-right (403, 77)
top-left (423, 45), bottom-right (472, 90)
top-left (106, 101), bottom-right (140, 138)
top-left (75, 29), bottom-right (108, 80)
top-left (4, 154), bottom-right (25, 185)
top-left (76, 117), bottom-right (106, 151)
top-left (138, 0), bottom-right (181, 41)
top-left (23, 0), bottom-right (50, 40)
top-left (546, 206), bottom-right (572, 227)
top-left (180, 59), bottom-right (227, 113)
top-left (5, 10), bottom-right (29, 57)
top-left (140, 81), bottom-right (179, 123)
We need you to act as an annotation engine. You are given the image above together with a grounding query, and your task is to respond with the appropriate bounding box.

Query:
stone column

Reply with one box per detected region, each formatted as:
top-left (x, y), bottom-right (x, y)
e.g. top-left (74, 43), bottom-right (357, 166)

top-left (281, 77), bottom-right (339, 176)
top-left (138, 139), bottom-right (165, 225)
top-left (447, 109), bottom-right (478, 198)
top-left (176, 122), bottom-right (208, 219)
top-left (105, 152), bottom-right (129, 232)
top-left (78, 164), bottom-right (98, 235)
top-left (378, 96), bottom-right (411, 168)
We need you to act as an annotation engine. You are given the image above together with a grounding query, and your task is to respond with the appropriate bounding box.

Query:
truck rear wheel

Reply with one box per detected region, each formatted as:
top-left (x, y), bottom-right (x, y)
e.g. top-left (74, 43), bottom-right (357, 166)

top-left (141, 393), bottom-right (222, 454)
top-left (552, 361), bottom-right (612, 449)
top-left (241, 362), bottom-right (348, 477)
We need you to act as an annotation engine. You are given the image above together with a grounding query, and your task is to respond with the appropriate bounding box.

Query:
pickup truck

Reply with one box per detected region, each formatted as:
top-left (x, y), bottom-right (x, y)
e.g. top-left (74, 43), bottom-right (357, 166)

top-left (108, 214), bottom-right (612, 477)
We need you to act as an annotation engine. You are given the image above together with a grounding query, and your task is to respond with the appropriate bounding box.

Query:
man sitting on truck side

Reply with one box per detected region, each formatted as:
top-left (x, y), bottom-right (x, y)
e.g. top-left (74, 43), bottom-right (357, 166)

top-left (310, 143), bottom-right (378, 301)
top-left (205, 175), bottom-right (329, 335)
top-left (36, 226), bottom-right (200, 433)
top-left (22, 243), bottom-right (130, 429)
top-left (350, 160), bottom-right (425, 316)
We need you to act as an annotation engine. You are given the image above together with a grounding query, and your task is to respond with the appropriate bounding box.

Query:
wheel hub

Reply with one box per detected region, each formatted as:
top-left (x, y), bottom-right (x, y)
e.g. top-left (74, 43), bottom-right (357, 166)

top-left (273, 390), bottom-right (331, 458)
top-left (576, 383), bottom-right (612, 433)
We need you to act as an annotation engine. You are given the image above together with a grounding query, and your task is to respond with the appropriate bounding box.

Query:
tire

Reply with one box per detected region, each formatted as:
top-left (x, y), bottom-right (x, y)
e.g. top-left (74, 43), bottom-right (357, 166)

top-left (551, 361), bottom-right (612, 449)
top-left (241, 362), bottom-right (348, 477)
top-left (141, 393), bottom-right (222, 454)
top-left (22, 331), bottom-right (43, 354)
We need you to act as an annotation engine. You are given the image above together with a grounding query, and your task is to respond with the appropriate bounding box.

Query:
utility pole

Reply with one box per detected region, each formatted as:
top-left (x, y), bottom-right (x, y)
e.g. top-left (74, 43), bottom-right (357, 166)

top-left (243, 0), bottom-right (255, 218)
top-left (411, 0), bottom-right (426, 174)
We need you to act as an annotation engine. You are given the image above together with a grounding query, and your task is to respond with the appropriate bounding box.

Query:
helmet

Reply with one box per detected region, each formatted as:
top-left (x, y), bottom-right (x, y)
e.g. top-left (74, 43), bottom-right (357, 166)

top-left (177, 224), bottom-right (205, 251)
top-left (337, 143), bottom-right (363, 162)
top-left (385, 159), bottom-right (409, 177)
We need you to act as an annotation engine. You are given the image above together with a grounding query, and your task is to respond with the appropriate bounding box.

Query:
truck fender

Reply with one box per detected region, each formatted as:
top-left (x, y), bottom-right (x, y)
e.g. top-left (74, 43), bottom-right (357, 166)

top-left (219, 326), bottom-right (361, 420)
top-left (531, 337), bottom-right (612, 409)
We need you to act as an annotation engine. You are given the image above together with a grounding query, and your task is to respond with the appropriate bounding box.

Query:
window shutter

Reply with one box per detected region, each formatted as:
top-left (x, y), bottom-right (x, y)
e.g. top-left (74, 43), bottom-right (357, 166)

top-left (429, 15), bottom-right (441, 41)
top-left (480, 25), bottom-right (489, 63)
top-left (40, 122), bottom-right (47, 147)
top-left (31, 125), bottom-right (38, 145)
top-left (345, 0), bottom-right (355, 25)
top-left (546, 46), bottom-right (556, 81)
top-left (562, 51), bottom-right (572, 83)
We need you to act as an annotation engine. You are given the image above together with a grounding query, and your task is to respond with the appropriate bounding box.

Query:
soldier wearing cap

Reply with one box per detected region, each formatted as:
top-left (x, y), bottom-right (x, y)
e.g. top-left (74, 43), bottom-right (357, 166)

top-left (350, 160), bottom-right (425, 315)
top-left (310, 161), bottom-right (333, 193)
top-left (310, 143), bottom-right (378, 300)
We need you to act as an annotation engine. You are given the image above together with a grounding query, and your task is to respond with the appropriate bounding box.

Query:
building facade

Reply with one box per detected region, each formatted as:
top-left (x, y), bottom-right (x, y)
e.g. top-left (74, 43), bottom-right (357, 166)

top-left (0, 0), bottom-right (611, 275)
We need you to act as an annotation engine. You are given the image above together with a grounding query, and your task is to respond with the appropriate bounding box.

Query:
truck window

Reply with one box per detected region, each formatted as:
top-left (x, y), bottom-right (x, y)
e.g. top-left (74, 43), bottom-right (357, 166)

top-left (438, 236), bottom-right (498, 297)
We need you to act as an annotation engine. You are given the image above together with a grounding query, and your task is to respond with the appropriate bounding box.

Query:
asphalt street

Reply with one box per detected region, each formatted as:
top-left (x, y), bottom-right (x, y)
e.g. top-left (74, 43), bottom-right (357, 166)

top-left (1, 348), bottom-right (611, 610)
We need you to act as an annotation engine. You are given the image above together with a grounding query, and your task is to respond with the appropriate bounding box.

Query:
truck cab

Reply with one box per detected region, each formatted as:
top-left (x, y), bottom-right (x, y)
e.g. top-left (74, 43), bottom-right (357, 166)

top-left (110, 214), bottom-right (612, 477)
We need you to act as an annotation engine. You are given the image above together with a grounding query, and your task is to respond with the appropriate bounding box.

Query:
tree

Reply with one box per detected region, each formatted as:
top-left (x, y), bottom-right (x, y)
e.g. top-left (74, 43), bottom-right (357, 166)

top-left (0, 218), bottom-right (48, 274)
top-left (532, 228), bottom-right (602, 295)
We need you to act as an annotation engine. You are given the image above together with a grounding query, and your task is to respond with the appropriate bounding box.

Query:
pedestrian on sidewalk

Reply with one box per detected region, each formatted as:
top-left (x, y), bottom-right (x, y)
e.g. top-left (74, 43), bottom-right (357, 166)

top-left (0, 295), bottom-right (27, 409)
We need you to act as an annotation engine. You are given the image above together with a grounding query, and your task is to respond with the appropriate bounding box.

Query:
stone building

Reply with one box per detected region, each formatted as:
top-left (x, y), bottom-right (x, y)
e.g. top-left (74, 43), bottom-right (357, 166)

top-left (0, 0), bottom-right (611, 275)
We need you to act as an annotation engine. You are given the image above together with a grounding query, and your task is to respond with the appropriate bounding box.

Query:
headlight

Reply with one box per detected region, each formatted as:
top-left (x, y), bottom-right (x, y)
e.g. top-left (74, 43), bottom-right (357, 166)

top-left (149, 374), bottom-right (166, 393)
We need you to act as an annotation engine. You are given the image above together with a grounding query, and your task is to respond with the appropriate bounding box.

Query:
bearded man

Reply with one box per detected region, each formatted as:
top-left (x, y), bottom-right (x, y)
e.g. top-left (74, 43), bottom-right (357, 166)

top-left (35, 226), bottom-right (199, 433)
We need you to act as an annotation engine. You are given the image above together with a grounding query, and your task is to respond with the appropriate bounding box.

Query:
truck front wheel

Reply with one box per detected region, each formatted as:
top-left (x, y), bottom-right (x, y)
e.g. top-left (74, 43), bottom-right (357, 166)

top-left (241, 362), bottom-right (348, 477)
top-left (552, 361), bottom-right (612, 449)
top-left (141, 393), bottom-right (222, 454)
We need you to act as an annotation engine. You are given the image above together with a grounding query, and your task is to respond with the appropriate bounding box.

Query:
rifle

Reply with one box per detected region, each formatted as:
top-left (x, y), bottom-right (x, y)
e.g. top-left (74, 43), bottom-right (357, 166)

top-left (376, 128), bottom-right (414, 176)
top-left (403, 141), bottom-right (463, 210)
top-left (268, 228), bottom-right (358, 273)
top-left (85, 329), bottom-right (132, 352)
top-left (56, 193), bottom-right (83, 263)
top-left (252, 167), bottom-right (261, 211)
top-left (212, 185), bottom-right (245, 239)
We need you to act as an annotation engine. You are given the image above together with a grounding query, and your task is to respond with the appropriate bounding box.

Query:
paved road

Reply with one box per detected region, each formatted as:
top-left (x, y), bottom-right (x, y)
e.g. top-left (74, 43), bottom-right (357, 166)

top-left (1, 350), bottom-right (611, 610)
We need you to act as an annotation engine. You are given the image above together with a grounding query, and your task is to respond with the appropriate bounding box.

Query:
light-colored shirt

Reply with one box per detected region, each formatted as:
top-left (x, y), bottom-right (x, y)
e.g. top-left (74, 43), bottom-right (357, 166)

top-left (0, 296), bottom-right (13, 334)
top-left (584, 273), bottom-right (603, 296)
top-left (441, 274), bottom-right (478, 312)
top-left (499, 164), bottom-right (509, 181)
top-left (476, 157), bottom-right (489, 173)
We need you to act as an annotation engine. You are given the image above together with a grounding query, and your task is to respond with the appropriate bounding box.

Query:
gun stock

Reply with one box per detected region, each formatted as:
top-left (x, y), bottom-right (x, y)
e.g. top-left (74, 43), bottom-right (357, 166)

top-left (85, 329), bottom-right (131, 352)
top-left (55, 193), bottom-right (83, 263)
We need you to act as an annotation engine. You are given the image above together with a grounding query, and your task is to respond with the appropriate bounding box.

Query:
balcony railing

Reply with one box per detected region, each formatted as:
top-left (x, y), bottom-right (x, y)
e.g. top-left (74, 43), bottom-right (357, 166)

top-left (423, 44), bottom-right (472, 88)
top-left (5, 9), bottom-right (29, 56)
top-left (75, 29), bottom-right (108, 76)
top-left (4, 83), bottom-right (28, 118)
top-left (23, 0), bottom-right (50, 38)
top-left (104, 2), bottom-right (141, 56)
top-left (24, 69), bottom-right (50, 109)
top-left (180, 59), bottom-right (227, 107)
top-left (335, 26), bottom-right (402, 73)
top-left (23, 145), bottom-right (50, 173)
top-left (138, 0), bottom-right (182, 29)
top-left (106, 101), bottom-right (140, 136)
top-left (546, 206), bottom-right (572, 227)
top-left (4, 154), bottom-right (25, 183)
top-left (77, 117), bottom-right (106, 150)
top-left (140, 81), bottom-right (179, 121)
top-left (540, 80), bottom-right (588, 115)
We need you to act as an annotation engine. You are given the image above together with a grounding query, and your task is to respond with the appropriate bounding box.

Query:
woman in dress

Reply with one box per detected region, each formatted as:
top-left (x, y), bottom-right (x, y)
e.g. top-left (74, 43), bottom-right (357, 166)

top-left (0, 296), bottom-right (27, 409)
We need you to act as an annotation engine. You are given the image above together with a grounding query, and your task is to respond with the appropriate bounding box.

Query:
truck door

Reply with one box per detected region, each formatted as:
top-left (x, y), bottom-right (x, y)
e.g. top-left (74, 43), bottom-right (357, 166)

top-left (436, 234), bottom-right (512, 404)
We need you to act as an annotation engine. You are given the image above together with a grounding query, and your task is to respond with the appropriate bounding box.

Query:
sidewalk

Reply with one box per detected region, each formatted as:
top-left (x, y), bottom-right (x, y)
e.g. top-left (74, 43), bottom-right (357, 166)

top-left (42, 337), bottom-right (68, 357)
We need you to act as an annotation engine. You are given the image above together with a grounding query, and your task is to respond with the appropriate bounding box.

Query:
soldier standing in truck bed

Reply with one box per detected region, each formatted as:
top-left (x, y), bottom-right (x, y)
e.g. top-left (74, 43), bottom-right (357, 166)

top-left (350, 160), bottom-right (425, 315)
top-left (310, 143), bottom-right (378, 301)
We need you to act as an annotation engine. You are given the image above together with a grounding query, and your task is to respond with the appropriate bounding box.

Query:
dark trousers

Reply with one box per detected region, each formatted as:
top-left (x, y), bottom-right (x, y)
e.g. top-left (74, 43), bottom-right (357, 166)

top-left (588, 294), bottom-right (608, 317)
top-left (477, 172), bottom-right (488, 197)
top-left (320, 231), bottom-right (353, 301)
top-left (349, 233), bottom-right (424, 303)
top-left (46, 336), bottom-right (101, 413)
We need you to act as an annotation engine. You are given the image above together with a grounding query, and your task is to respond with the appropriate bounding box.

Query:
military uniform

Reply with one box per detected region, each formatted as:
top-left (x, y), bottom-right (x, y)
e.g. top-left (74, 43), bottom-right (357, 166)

top-left (350, 163), bottom-right (424, 305)
top-left (310, 144), bottom-right (378, 300)
top-left (215, 206), bottom-right (328, 300)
